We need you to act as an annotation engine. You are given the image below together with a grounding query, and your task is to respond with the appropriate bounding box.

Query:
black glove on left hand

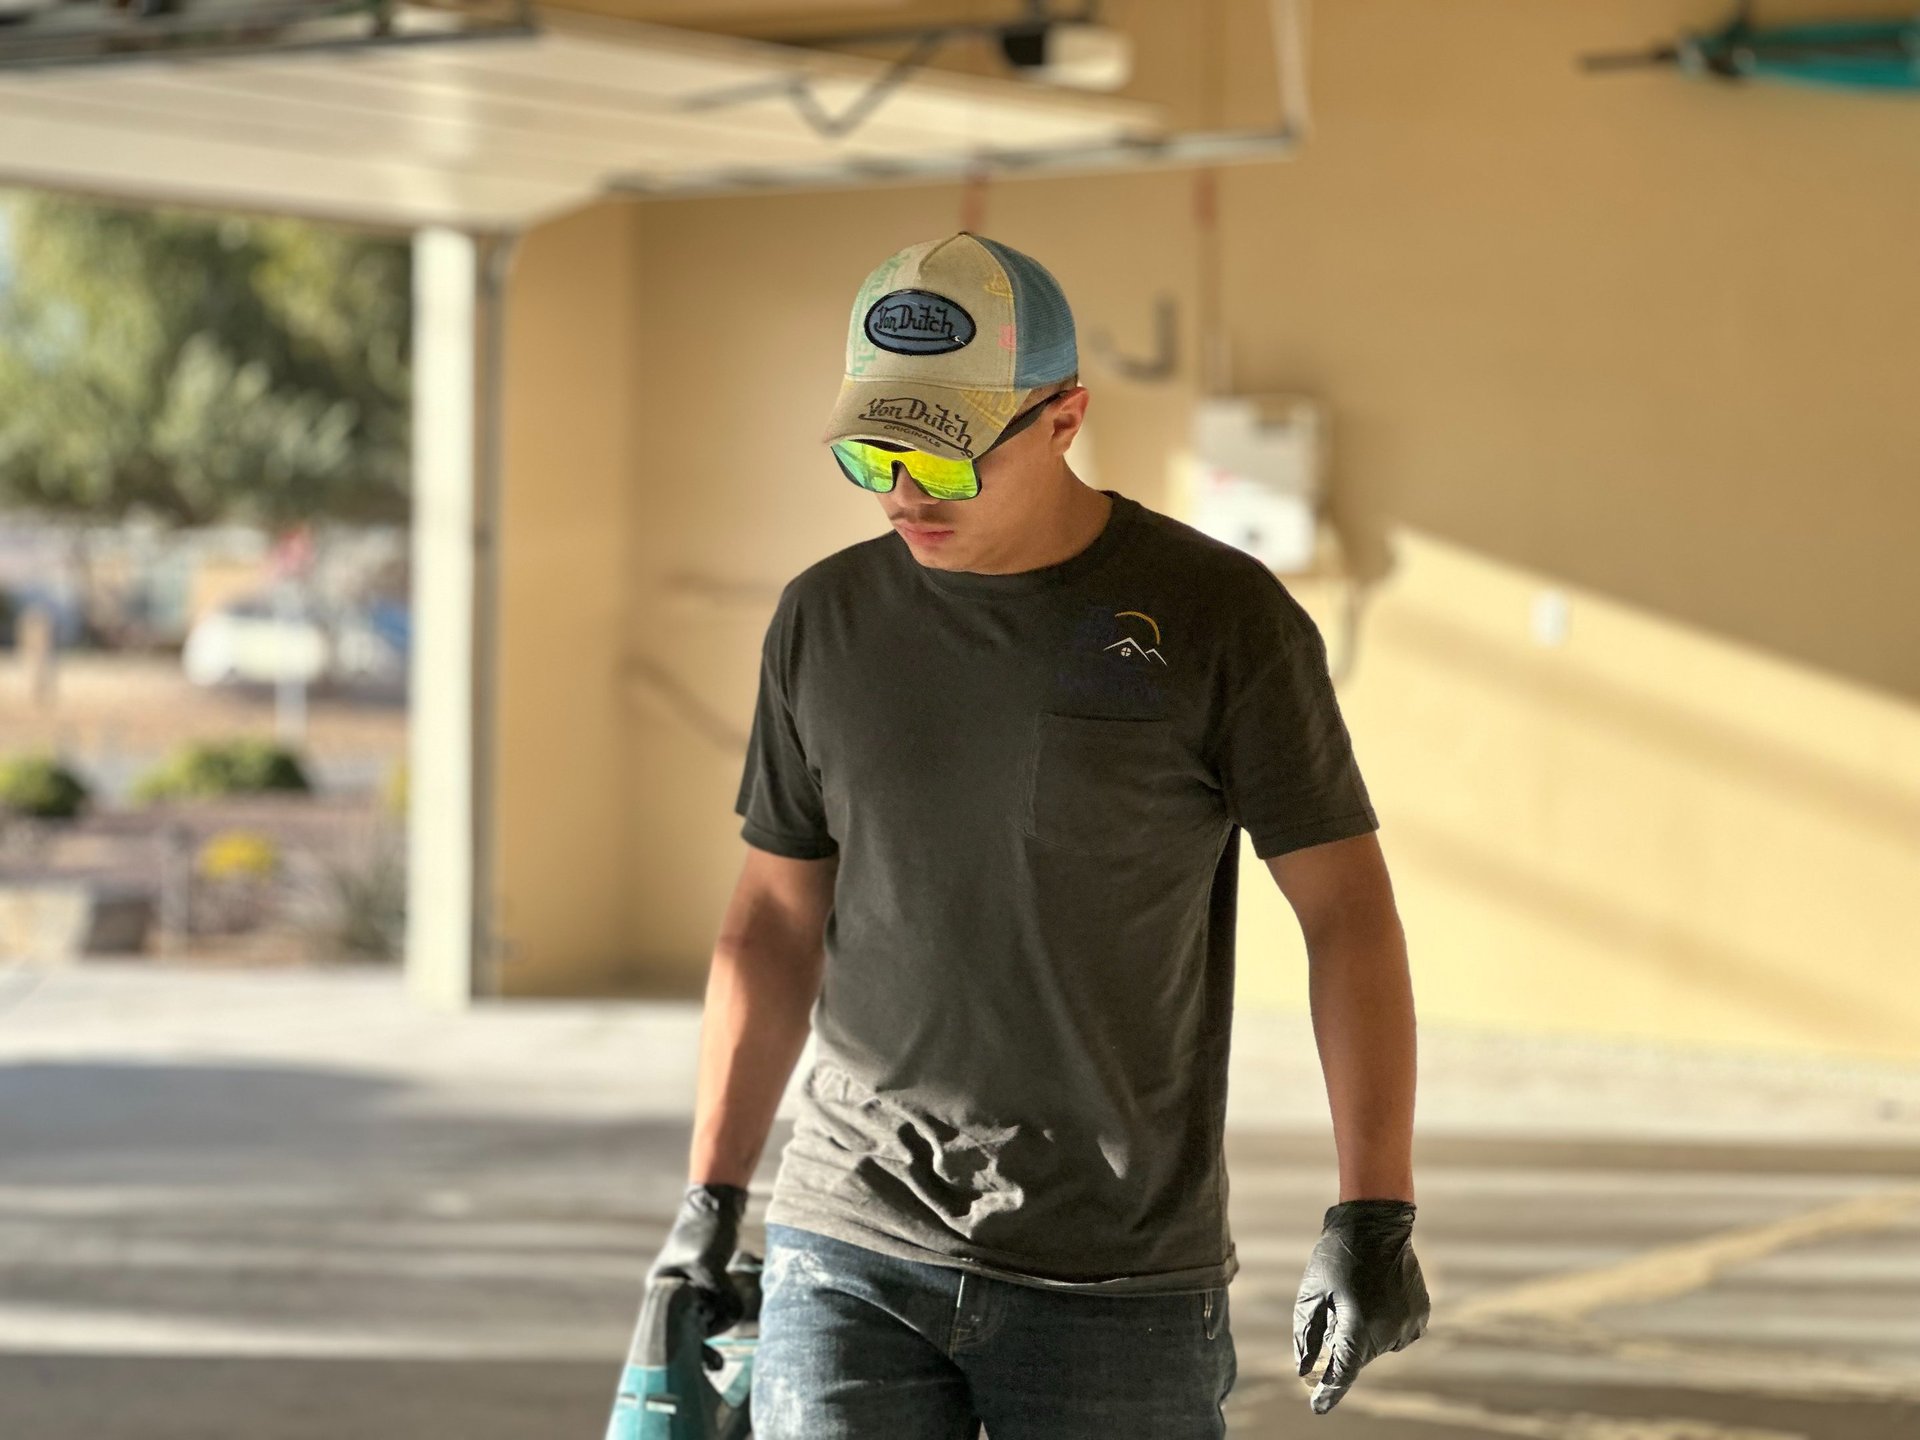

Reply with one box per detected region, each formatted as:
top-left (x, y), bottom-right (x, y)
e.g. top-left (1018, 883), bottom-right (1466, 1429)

top-left (1293, 1197), bottom-right (1430, 1415)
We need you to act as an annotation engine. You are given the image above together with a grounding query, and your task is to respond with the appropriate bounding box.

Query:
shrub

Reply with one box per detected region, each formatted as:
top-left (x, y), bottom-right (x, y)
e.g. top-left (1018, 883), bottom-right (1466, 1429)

top-left (382, 758), bottom-right (407, 817)
top-left (134, 738), bottom-right (312, 803)
top-left (312, 824), bottom-right (406, 961)
top-left (0, 752), bottom-right (90, 820)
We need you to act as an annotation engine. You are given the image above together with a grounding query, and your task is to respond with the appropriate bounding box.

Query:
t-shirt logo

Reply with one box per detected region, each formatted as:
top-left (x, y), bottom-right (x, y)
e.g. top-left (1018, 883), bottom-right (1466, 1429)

top-left (1103, 610), bottom-right (1169, 666)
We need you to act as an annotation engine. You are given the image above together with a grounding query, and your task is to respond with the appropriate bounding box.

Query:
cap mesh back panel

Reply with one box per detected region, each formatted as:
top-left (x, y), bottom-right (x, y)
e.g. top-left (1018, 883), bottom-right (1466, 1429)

top-left (972, 235), bottom-right (1077, 388)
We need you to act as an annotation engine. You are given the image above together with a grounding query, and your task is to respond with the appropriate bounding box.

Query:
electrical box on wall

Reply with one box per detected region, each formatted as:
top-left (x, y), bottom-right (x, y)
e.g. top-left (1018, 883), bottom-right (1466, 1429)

top-left (1183, 394), bottom-right (1326, 574)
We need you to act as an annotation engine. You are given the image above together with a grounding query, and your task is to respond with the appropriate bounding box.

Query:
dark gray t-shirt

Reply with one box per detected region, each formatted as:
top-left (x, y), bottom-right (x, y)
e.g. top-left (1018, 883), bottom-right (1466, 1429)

top-left (734, 488), bottom-right (1377, 1294)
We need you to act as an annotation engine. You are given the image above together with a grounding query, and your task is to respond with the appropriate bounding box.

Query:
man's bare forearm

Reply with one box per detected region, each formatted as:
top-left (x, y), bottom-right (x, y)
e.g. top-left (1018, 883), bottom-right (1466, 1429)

top-left (687, 929), bottom-right (824, 1189)
top-left (1304, 904), bottom-right (1417, 1204)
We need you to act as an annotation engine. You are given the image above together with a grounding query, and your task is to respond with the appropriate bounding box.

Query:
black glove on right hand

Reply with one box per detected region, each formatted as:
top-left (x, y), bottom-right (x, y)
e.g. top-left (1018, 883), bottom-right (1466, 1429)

top-left (647, 1182), bottom-right (751, 1338)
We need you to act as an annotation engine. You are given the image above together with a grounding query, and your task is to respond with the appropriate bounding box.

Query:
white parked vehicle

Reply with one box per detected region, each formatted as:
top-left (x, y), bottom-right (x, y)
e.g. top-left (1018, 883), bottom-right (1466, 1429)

top-left (182, 595), bottom-right (330, 687)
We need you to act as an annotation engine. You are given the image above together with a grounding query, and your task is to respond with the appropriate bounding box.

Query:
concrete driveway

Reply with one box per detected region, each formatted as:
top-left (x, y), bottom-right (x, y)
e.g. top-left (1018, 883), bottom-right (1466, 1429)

top-left (2, 962), bottom-right (1918, 1438)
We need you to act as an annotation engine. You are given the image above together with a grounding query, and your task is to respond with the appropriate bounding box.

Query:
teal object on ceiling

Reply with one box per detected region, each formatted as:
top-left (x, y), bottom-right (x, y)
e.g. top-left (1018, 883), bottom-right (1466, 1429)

top-left (1583, 2), bottom-right (1920, 92)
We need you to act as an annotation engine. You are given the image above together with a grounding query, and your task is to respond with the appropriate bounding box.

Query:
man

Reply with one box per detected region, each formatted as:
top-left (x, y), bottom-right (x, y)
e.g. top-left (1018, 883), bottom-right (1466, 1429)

top-left (647, 232), bottom-right (1428, 1437)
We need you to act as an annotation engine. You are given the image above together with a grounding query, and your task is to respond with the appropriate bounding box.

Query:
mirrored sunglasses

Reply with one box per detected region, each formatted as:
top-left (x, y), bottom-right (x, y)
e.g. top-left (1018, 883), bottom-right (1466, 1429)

top-left (829, 389), bottom-right (1070, 502)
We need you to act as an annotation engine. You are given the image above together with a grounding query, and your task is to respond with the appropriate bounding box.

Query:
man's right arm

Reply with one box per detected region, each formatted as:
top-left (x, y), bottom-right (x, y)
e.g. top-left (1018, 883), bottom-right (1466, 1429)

top-left (685, 842), bottom-right (837, 1188)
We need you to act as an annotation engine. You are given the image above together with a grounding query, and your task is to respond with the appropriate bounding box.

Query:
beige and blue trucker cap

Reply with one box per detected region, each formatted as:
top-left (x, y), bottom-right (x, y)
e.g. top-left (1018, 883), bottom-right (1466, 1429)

top-left (820, 231), bottom-right (1078, 462)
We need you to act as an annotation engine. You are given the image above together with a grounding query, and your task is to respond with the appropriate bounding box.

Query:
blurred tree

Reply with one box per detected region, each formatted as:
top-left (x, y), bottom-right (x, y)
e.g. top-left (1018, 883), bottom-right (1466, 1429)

top-left (0, 192), bottom-right (410, 530)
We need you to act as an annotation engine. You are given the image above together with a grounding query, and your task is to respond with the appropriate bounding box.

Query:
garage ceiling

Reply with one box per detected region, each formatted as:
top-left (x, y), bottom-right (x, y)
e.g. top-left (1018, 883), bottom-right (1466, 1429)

top-left (0, 3), bottom-right (1162, 231)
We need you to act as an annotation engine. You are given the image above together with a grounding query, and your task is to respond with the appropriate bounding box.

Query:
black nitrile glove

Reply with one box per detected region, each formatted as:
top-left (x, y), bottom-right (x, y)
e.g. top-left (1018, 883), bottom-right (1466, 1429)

top-left (647, 1182), bottom-right (751, 1340)
top-left (1293, 1198), bottom-right (1430, 1415)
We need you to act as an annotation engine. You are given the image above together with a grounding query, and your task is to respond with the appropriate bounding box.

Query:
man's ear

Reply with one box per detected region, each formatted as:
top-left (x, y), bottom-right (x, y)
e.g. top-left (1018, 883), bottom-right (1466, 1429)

top-left (1051, 386), bottom-right (1089, 449)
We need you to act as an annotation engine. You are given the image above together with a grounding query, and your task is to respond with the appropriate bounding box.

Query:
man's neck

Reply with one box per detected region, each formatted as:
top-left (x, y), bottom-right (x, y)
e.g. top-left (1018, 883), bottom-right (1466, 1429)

top-left (1009, 476), bottom-right (1111, 573)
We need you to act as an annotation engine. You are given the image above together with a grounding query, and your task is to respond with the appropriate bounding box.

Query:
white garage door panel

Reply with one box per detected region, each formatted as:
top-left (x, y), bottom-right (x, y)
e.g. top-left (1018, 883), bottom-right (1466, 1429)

top-left (0, 96), bottom-right (565, 228)
top-left (0, 4), bottom-right (1164, 229)
top-left (27, 67), bottom-right (862, 173)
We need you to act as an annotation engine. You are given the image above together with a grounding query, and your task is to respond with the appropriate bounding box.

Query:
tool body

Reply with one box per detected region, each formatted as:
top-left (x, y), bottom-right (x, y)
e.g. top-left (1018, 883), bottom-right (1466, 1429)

top-left (605, 1250), bottom-right (764, 1440)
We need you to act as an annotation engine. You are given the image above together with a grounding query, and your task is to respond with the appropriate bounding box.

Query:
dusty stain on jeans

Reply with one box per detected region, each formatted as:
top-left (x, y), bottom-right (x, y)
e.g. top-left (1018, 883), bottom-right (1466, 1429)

top-left (756, 1243), bottom-right (839, 1439)
top-left (763, 1242), bottom-right (831, 1297)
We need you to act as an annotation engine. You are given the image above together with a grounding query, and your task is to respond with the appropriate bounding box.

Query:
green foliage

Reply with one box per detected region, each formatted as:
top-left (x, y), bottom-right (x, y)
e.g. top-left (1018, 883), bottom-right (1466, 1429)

top-left (0, 752), bottom-right (90, 819)
top-left (315, 825), bottom-right (407, 962)
top-left (133, 737), bottom-right (312, 803)
top-left (0, 191), bottom-right (410, 529)
top-left (382, 758), bottom-right (408, 817)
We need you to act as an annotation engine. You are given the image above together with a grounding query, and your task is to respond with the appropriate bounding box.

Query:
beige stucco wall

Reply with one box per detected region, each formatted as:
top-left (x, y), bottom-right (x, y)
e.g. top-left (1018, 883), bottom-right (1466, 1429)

top-left (491, 201), bottom-right (642, 994)
top-left (492, 0), bottom-right (1920, 1062)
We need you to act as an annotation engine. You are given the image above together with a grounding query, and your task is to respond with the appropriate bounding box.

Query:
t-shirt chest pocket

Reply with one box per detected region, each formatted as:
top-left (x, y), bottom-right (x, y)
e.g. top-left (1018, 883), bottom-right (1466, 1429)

top-left (1018, 712), bottom-right (1190, 856)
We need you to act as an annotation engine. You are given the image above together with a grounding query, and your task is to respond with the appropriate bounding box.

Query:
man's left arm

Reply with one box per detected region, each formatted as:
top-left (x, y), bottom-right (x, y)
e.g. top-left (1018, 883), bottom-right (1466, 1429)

top-left (1268, 832), bottom-right (1415, 1206)
top-left (1206, 569), bottom-right (1432, 1413)
top-left (1268, 832), bottom-right (1430, 1417)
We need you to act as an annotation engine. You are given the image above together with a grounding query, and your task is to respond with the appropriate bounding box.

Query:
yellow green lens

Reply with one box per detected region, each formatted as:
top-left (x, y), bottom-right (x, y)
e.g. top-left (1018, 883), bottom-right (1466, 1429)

top-left (830, 439), bottom-right (979, 501)
top-left (829, 440), bottom-right (892, 491)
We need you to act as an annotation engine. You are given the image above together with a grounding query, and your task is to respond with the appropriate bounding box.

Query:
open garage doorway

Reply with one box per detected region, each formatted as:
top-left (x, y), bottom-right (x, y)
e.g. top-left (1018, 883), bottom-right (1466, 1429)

top-left (0, 191), bottom-right (416, 977)
top-left (0, 4), bottom-right (1173, 1002)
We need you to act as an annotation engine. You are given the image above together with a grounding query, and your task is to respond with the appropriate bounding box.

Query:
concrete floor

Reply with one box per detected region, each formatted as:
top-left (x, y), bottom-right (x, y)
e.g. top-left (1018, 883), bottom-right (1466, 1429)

top-left (2, 962), bottom-right (1919, 1438)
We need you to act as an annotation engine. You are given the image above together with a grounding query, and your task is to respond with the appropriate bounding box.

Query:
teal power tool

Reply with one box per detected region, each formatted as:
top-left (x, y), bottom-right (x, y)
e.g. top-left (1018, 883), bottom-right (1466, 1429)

top-left (605, 1248), bottom-right (764, 1440)
top-left (1580, 1), bottom-right (1920, 92)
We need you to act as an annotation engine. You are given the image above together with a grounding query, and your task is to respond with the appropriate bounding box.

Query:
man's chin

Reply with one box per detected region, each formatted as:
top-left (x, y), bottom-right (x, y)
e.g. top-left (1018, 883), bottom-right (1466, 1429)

top-left (908, 551), bottom-right (964, 570)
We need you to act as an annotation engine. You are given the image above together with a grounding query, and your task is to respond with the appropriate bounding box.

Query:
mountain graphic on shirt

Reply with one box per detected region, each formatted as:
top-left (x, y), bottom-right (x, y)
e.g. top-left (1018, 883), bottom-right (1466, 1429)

top-left (1104, 610), bottom-right (1169, 665)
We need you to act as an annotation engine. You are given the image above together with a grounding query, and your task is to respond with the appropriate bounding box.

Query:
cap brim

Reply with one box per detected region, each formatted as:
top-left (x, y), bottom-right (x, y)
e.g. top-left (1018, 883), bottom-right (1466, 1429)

top-left (820, 374), bottom-right (1026, 462)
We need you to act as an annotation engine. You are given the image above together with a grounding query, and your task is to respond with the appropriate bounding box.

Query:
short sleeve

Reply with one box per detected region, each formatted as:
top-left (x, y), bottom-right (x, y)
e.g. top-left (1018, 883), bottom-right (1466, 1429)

top-left (734, 594), bottom-right (838, 861)
top-left (1210, 582), bottom-right (1378, 860)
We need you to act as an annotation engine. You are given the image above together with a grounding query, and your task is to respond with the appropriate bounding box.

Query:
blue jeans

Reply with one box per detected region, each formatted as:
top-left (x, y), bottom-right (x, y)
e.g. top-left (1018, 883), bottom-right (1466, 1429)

top-left (754, 1222), bottom-right (1236, 1439)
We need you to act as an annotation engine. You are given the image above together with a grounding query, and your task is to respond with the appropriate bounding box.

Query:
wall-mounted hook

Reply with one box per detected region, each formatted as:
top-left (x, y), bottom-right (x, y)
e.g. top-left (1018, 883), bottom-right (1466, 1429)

top-left (1087, 293), bottom-right (1179, 383)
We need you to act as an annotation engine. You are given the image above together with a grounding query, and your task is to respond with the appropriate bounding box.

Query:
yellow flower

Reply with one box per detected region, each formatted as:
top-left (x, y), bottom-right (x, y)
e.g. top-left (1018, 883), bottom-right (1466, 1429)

top-left (198, 830), bottom-right (279, 880)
